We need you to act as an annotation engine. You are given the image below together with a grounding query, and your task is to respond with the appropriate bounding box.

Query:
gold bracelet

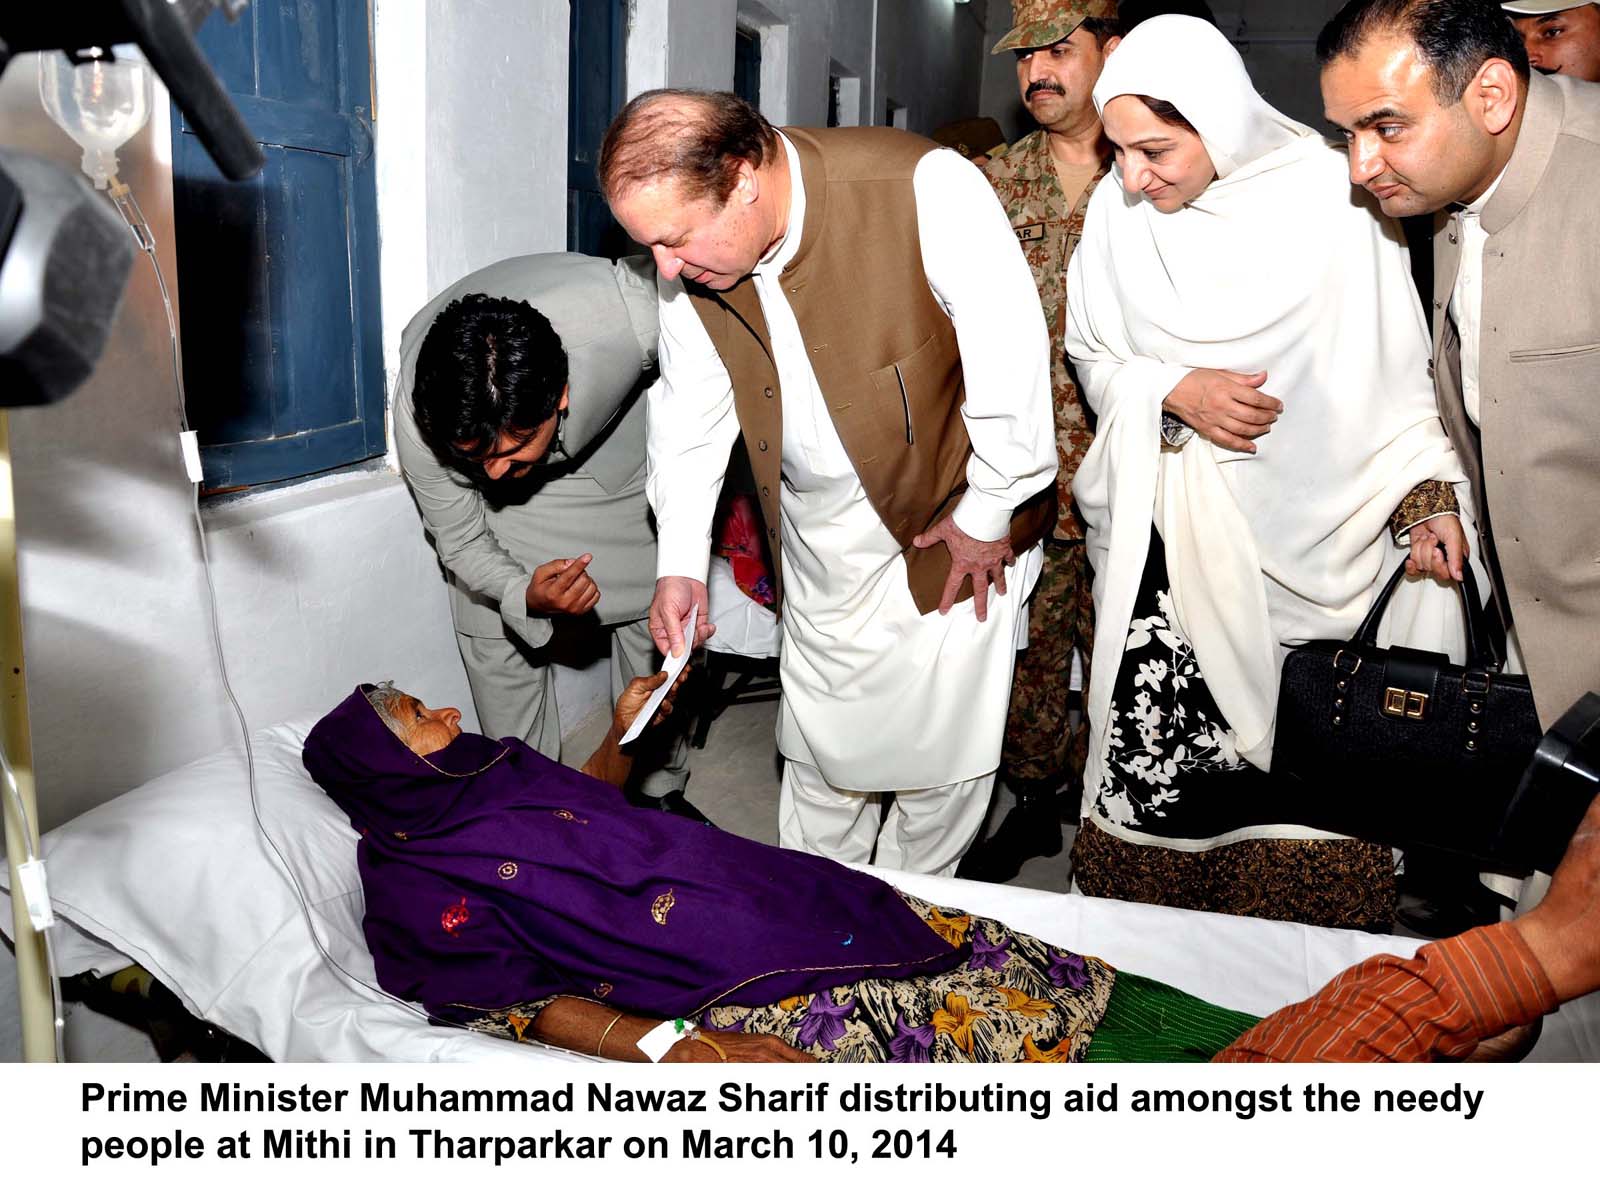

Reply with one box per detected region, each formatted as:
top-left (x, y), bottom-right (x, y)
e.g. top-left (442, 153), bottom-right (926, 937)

top-left (692, 1032), bottom-right (728, 1062)
top-left (595, 1011), bottom-right (625, 1058)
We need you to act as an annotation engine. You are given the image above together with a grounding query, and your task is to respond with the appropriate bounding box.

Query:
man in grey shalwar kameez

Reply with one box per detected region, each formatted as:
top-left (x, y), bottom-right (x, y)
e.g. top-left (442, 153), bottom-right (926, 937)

top-left (393, 253), bottom-right (692, 808)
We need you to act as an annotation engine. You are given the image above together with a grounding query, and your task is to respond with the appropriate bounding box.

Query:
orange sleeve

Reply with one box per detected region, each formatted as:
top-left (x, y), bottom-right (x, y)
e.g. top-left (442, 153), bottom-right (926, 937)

top-left (1215, 923), bottom-right (1558, 1063)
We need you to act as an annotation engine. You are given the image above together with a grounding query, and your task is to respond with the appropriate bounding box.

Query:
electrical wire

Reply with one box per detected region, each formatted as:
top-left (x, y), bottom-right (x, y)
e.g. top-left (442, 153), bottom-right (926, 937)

top-left (111, 181), bottom-right (583, 1058)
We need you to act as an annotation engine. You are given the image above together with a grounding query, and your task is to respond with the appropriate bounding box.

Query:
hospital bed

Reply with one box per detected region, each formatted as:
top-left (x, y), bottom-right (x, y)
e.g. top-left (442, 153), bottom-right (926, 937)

top-left (3, 719), bottom-right (1596, 1062)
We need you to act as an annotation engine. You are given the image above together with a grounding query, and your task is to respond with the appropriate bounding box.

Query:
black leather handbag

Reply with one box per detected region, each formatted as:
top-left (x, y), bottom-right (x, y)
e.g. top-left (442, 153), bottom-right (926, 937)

top-left (1273, 561), bottom-right (1551, 871)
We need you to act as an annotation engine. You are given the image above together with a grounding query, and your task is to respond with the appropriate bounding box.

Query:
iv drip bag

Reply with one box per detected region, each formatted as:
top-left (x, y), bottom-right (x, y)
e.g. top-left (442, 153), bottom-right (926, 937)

top-left (37, 52), bottom-right (153, 190)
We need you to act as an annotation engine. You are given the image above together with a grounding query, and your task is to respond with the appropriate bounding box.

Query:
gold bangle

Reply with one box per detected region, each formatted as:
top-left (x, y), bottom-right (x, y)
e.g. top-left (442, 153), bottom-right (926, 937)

top-left (595, 1011), bottom-right (625, 1058)
top-left (692, 1032), bottom-right (728, 1061)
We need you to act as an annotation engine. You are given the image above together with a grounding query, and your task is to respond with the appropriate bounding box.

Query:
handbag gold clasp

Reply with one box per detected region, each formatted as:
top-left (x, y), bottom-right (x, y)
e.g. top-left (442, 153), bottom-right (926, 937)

top-left (1383, 688), bottom-right (1429, 719)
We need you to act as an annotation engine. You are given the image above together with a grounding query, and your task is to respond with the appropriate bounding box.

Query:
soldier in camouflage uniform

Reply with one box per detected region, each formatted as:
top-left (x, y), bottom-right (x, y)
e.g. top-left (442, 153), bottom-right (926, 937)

top-left (959, 0), bottom-right (1122, 883)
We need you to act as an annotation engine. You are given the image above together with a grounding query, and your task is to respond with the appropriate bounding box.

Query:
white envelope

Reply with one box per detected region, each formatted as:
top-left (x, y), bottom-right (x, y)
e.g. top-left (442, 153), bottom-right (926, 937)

top-left (617, 604), bottom-right (698, 746)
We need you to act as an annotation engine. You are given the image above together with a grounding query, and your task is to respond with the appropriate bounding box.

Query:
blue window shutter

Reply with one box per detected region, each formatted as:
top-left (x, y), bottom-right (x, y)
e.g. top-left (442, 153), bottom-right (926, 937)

top-left (568, 0), bottom-right (627, 258)
top-left (172, 0), bottom-right (384, 489)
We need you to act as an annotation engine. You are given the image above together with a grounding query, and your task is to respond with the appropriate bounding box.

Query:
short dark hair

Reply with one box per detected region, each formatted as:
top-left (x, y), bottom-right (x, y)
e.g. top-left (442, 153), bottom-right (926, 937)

top-left (1317, 0), bottom-right (1529, 104)
top-left (1116, 1), bottom-right (1218, 31)
top-left (600, 89), bottom-right (780, 205)
top-left (411, 293), bottom-right (568, 465)
top-left (1080, 16), bottom-right (1127, 46)
top-left (1136, 95), bottom-right (1198, 133)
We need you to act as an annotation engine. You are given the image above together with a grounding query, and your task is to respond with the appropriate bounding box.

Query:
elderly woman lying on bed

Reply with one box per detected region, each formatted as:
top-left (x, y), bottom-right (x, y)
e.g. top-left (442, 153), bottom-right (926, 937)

top-left (303, 675), bottom-right (1598, 1064)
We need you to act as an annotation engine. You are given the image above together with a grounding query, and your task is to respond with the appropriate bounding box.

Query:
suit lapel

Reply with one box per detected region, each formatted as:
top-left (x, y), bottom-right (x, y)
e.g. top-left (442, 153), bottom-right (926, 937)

top-left (1431, 208), bottom-right (1462, 363)
top-left (1483, 72), bottom-right (1563, 237)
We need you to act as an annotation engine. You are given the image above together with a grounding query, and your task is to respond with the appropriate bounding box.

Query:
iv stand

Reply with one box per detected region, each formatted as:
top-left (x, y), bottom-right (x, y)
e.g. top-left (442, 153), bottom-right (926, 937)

top-left (0, 411), bottom-right (55, 1062)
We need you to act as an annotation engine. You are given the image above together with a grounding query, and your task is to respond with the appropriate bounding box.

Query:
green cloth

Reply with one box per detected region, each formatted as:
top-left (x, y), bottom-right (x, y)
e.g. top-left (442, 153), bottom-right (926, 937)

top-left (1083, 972), bottom-right (1260, 1063)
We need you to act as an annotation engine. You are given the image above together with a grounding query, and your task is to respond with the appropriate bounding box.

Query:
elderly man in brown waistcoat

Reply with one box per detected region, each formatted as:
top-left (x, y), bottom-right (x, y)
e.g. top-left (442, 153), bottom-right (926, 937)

top-left (599, 91), bottom-right (1057, 876)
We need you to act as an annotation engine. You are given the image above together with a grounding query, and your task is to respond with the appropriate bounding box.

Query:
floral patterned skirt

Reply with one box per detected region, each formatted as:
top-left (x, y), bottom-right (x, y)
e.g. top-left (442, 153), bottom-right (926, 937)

top-left (458, 893), bottom-right (1120, 1062)
top-left (1076, 526), bottom-right (1395, 931)
top-left (697, 894), bottom-right (1118, 1062)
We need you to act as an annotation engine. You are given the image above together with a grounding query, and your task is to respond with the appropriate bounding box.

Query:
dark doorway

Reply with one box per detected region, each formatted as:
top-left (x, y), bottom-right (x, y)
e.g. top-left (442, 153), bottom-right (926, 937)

top-left (734, 27), bottom-right (762, 107)
top-left (568, 0), bottom-right (628, 256)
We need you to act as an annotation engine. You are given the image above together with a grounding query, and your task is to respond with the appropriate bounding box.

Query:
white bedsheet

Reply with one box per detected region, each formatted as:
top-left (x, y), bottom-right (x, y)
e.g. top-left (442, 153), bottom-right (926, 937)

top-left (3, 720), bottom-right (1594, 1062)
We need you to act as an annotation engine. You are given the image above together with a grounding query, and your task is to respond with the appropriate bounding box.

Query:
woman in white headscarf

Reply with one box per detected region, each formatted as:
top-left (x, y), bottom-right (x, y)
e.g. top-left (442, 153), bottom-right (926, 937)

top-left (1065, 15), bottom-right (1476, 928)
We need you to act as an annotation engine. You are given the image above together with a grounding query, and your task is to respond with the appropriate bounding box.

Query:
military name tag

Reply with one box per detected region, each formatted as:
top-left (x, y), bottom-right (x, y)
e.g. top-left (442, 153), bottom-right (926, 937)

top-left (1015, 222), bottom-right (1046, 243)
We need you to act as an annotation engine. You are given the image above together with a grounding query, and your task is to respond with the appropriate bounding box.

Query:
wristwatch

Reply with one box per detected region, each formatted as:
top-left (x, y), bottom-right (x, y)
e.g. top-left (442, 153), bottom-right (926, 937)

top-left (1160, 411), bottom-right (1195, 447)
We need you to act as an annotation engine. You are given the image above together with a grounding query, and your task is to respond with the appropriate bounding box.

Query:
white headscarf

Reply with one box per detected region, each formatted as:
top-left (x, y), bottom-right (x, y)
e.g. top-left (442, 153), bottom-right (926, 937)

top-left (1091, 15), bottom-right (1305, 180)
top-left (1067, 17), bottom-right (1472, 832)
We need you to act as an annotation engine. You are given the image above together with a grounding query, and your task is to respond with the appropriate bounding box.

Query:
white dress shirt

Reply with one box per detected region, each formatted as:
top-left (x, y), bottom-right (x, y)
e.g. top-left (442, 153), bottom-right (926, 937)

top-left (648, 134), bottom-right (1055, 790)
top-left (1444, 165), bottom-right (1529, 676)
top-left (1448, 167), bottom-right (1506, 427)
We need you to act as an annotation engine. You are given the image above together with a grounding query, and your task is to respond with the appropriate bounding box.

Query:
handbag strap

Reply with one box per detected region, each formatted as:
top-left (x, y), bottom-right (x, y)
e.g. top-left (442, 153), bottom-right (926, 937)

top-left (1351, 559), bottom-right (1502, 670)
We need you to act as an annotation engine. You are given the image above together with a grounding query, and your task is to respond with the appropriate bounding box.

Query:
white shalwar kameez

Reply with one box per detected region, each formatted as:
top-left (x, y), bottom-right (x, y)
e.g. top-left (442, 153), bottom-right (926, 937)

top-left (649, 136), bottom-right (1055, 876)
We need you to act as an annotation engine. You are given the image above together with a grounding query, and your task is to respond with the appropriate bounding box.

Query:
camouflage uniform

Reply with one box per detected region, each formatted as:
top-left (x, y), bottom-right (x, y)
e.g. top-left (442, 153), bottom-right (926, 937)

top-left (984, 130), bottom-right (1109, 791)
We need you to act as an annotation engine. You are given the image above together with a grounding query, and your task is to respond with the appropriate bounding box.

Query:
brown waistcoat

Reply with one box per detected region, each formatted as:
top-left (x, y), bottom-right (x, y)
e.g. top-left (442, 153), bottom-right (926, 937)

top-left (687, 126), bottom-right (1053, 616)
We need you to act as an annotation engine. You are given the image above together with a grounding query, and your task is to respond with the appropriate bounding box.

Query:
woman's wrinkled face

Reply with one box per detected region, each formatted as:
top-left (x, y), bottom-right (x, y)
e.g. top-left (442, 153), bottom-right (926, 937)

top-left (391, 695), bottom-right (462, 756)
top-left (1102, 94), bottom-right (1217, 212)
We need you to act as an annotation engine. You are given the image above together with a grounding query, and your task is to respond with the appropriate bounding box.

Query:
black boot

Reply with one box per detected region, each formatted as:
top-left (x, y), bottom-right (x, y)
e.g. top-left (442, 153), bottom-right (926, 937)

top-left (956, 778), bottom-right (1063, 884)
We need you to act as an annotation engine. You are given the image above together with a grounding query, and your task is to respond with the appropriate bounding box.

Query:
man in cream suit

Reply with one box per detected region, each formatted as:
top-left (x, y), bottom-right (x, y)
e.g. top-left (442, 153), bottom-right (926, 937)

top-left (394, 253), bottom-right (696, 815)
top-left (1321, 0), bottom-right (1600, 731)
top-left (601, 92), bottom-right (1056, 876)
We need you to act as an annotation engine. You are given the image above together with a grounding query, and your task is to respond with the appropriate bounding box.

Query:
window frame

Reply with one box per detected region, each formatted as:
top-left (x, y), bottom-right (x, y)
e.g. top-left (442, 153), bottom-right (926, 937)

top-left (170, 0), bottom-right (385, 493)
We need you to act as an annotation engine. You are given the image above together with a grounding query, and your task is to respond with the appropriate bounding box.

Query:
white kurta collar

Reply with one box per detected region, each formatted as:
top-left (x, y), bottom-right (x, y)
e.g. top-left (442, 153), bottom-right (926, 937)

top-left (758, 132), bottom-right (807, 278)
top-left (1464, 165), bottom-right (1507, 217)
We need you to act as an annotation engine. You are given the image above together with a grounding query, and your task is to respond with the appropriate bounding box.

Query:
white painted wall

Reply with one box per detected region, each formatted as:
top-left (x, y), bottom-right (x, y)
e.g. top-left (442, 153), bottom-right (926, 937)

top-left (374, 0), bottom-right (429, 411)
top-left (423, 0), bottom-right (571, 293)
top-left (679, 0), bottom-right (744, 91)
top-left (829, 0), bottom-right (877, 123)
top-left (627, 0), bottom-right (672, 94)
top-left (873, 0), bottom-right (988, 134)
top-left (1214, 2), bottom-right (1348, 130)
top-left (630, 0), bottom-right (983, 135)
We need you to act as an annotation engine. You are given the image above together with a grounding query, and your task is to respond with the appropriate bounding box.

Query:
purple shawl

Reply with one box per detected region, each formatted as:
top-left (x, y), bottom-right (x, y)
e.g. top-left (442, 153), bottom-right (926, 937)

top-left (303, 687), bottom-right (966, 1022)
